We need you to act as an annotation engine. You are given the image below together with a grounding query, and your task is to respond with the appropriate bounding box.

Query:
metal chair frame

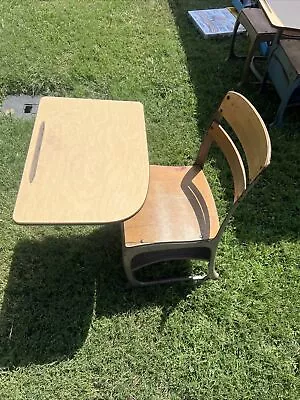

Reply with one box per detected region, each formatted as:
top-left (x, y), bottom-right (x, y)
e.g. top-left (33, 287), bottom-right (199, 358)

top-left (228, 7), bottom-right (276, 85)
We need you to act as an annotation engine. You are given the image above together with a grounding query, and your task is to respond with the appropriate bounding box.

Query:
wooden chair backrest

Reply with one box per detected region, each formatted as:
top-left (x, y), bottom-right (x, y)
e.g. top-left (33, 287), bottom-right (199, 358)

top-left (197, 91), bottom-right (271, 203)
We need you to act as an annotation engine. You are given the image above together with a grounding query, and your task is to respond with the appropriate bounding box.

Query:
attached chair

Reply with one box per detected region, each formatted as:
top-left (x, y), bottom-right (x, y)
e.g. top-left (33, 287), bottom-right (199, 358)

top-left (122, 91), bottom-right (271, 286)
top-left (228, 7), bottom-right (276, 85)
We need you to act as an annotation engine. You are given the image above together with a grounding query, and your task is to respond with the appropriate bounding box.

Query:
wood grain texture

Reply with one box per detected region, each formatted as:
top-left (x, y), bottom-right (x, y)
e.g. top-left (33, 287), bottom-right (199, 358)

top-left (209, 122), bottom-right (247, 202)
top-left (218, 91), bottom-right (271, 182)
top-left (13, 97), bottom-right (149, 224)
top-left (124, 165), bottom-right (219, 247)
top-left (241, 8), bottom-right (276, 36)
top-left (259, 0), bottom-right (300, 30)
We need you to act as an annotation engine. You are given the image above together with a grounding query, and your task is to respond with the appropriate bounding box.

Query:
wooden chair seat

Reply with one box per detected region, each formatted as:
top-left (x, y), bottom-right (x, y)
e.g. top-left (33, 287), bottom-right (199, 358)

top-left (124, 165), bottom-right (219, 247)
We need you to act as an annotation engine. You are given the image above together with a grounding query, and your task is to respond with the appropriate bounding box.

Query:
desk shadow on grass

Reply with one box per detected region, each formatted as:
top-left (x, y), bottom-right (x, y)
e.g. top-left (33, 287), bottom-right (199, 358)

top-left (0, 230), bottom-right (100, 368)
top-left (0, 225), bottom-right (193, 368)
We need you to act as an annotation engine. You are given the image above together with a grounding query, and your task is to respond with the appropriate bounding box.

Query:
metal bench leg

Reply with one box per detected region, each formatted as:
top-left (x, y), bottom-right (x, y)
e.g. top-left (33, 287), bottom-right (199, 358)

top-left (227, 17), bottom-right (242, 60)
top-left (260, 69), bottom-right (269, 93)
top-left (239, 37), bottom-right (259, 86)
top-left (271, 98), bottom-right (289, 127)
top-left (207, 249), bottom-right (219, 280)
top-left (270, 79), bottom-right (300, 127)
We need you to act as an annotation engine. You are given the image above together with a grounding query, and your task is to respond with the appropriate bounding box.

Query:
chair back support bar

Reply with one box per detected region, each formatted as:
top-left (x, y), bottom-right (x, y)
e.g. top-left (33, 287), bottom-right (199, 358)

top-left (217, 91), bottom-right (271, 183)
top-left (209, 122), bottom-right (246, 202)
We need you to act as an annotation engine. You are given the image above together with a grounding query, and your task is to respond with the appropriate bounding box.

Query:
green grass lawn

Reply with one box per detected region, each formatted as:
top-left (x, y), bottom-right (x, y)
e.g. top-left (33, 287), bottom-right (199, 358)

top-left (0, 0), bottom-right (299, 399)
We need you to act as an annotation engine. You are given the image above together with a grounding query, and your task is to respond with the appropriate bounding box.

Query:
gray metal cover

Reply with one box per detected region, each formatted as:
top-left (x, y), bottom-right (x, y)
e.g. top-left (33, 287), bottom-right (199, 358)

top-left (0, 95), bottom-right (41, 119)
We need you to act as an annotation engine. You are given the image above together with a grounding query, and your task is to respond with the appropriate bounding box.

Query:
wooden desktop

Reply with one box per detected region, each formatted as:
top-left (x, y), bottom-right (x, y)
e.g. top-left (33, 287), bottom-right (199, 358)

top-left (13, 97), bottom-right (149, 224)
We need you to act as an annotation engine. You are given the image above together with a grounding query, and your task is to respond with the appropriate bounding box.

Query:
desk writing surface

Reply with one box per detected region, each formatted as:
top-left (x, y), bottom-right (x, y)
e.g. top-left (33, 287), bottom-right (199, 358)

top-left (259, 0), bottom-right (300, 29)
top-left (13, 97), bottom-right (149, 224)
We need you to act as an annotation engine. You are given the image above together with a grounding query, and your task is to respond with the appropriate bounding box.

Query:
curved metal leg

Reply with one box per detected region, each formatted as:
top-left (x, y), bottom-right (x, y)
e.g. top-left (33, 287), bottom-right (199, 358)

top-left (260, 69), bottom-right (269, 94)
top-left (123, 247), bottom-right (213, 287)
top-left (227, 18), bottom-right (242, 61)
top-left (239, 38), bottom-right (258, 86)
top-left (123, 251), bottom-right (143, 287)
top-left (271, 97), bottom-right (289, 127)
top-left (207, 249), bottom-right (219, 280)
